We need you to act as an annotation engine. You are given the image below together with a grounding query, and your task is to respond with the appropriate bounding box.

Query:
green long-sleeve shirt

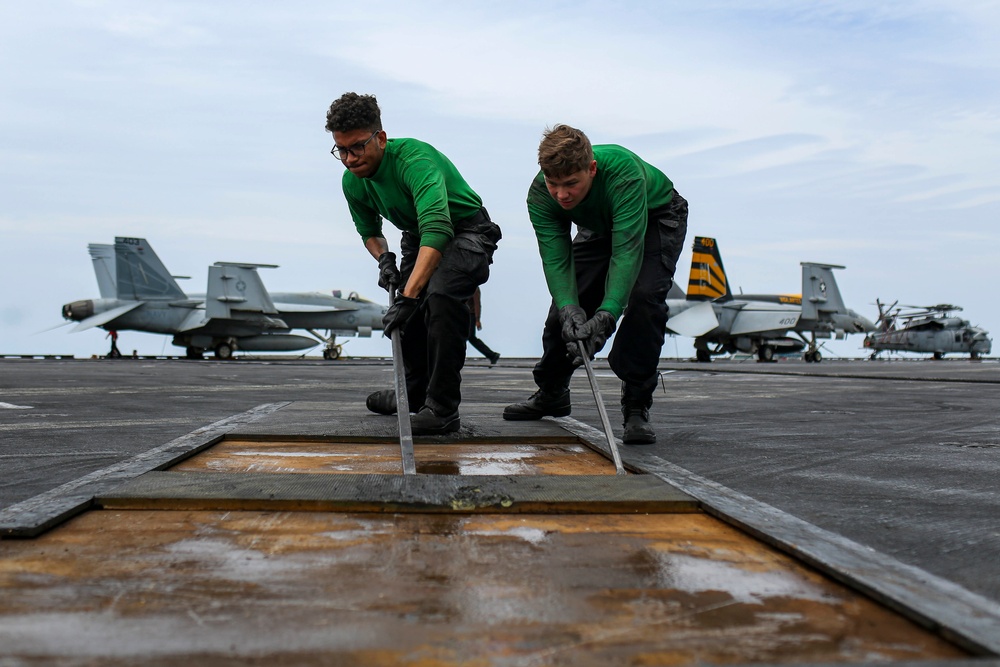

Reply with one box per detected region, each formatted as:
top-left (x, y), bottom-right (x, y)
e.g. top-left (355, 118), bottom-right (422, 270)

top-left (526, 144), bottom-right (674, 319)
top-left (342, 138), bottom-right (483, 252)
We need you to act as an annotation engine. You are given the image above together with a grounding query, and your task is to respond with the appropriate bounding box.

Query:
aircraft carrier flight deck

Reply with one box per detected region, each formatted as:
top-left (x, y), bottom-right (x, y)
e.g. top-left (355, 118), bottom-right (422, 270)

top-left (2, 355), bottom-right (998, 664)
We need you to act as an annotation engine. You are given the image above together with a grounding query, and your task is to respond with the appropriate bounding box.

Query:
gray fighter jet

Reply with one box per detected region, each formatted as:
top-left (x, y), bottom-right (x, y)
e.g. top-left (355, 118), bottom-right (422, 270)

top-left (665, 236), bottom-right (876, 362)
top-left (61, 237), bottom-right (386, 360)
top-left (864, 301), bottom-right (992, 360)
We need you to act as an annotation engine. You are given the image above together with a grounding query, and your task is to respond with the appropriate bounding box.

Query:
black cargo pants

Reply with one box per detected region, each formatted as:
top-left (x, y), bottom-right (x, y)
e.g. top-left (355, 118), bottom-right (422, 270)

top-left (532, 192), bottom-right (688, 405)
top-left (398, 209), bottom-right (501, 415)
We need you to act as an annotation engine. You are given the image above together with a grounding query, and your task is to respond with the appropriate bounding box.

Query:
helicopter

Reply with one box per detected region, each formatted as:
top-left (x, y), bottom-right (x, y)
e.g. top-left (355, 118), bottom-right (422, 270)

top-left (864, 300), bottom-right (991, 360)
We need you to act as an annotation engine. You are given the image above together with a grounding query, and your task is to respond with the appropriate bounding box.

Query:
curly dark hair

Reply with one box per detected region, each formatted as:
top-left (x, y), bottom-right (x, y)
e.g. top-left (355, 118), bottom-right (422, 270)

top-left (325, 92), bottom-right (382, 133)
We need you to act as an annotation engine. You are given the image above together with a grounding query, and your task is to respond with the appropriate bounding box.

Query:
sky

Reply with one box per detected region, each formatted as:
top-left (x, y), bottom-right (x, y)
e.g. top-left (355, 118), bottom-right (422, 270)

top-left (2, 0), bottom-right (998, 361)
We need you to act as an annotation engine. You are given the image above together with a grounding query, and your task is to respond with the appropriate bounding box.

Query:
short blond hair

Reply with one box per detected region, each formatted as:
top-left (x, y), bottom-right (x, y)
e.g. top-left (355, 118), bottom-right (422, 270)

top-left (538, 124), bottom-right (593, 178)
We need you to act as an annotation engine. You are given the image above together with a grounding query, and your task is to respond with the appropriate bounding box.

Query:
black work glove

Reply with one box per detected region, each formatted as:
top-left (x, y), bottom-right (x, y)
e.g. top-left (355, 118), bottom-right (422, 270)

top-left (382, 292), bottom-right (421, 337)
top-left (377, 252), bottom-right (400, 293)
top-left (566, 310), bottom-right (617, 367)
top-left (580, 310), bottom-right (617, 352)
top-left (557, 304), bottom-right (587, 343)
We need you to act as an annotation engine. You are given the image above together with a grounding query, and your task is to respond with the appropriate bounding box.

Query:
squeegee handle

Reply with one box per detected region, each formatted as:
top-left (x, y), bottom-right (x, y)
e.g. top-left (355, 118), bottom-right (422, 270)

top-left (581, 344), bottom-right (626, 475)
top-left (388, 287), bottom-right (417, 475)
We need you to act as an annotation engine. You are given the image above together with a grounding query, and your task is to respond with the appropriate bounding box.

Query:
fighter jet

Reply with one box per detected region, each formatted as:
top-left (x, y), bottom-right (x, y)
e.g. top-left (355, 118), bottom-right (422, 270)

top-left (61, 237), bottom-right (387, 360)
top-left (864, 301), bottom-right (992, 360)
top-left (665, 236), bottom-right (876, 362)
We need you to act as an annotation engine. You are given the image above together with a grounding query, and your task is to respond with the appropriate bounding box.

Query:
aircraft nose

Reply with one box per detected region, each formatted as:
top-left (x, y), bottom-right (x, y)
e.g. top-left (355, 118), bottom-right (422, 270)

top-left (856, 316), bottom-right (877, 332)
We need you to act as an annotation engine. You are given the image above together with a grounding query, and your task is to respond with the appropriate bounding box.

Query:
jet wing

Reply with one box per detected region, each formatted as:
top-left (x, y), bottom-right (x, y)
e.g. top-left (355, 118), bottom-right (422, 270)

top-left (665, 301), bottom-right (718, 337)
top-left (70, 302), bottom-right (144, 332)
top-left (726, 302), bottom-right (801, 335)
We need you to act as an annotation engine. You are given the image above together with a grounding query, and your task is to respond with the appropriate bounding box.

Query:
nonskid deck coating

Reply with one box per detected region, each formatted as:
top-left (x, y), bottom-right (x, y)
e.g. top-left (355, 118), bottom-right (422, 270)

top-left (0, 509), bottom-right (966, 665)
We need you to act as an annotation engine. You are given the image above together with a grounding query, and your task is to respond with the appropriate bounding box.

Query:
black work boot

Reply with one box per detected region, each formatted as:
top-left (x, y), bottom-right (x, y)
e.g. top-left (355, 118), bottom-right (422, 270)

top-left (366, 389), bottom-right (397, 415)
top-left (621, 384), bottom-right (655, 444)
top-left (411, 405), bottom-right (460, 435)
top-left (622, 405), bottom-right (656, 444)
top-left (503, 388), bottom-right (571, 421)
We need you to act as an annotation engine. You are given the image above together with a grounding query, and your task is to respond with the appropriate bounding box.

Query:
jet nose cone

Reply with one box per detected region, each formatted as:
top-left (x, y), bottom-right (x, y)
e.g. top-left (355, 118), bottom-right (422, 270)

top-left (857, 316), bottom-right (877, 332)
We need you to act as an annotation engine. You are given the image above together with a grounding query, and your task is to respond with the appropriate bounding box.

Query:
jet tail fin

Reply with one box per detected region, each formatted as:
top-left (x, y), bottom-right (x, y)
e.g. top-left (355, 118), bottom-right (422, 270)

top-left (114, 237), bottom-right (187, 301)
top-left (686, 236), bottom-right (732, 302)
top-left (88, 244), bottom-right (116, 299)
top-left (800, 262), bottom-right (848, 319)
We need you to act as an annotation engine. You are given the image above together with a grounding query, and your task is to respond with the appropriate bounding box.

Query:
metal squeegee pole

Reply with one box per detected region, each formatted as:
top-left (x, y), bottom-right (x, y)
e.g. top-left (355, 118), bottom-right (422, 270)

top-left (388, 288), bottom-right (417, 475)
top-left (580, 346), bottom-right (626, 475)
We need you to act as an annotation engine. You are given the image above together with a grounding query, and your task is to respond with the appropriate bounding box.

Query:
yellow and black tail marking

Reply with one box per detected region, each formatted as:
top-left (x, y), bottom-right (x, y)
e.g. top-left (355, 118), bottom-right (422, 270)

top-left (686, 236), bottom-right (732, 302)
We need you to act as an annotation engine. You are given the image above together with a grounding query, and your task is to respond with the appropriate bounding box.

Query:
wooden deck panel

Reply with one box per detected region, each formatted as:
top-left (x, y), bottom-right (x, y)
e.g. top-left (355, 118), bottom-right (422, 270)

top-left (98, 471), bottom-right (698, 514)
top-left (0, 509), bottom-right (966, 665)
top-left (171, 439), bottom-right (618, 476)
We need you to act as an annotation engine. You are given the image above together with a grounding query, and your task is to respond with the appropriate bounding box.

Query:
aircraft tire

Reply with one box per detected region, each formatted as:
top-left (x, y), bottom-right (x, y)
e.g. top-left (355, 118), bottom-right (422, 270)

top-left (813, 350), bottom-right (822, 363)
top-left (323, 346), bottom-right (342, 360)
top-left (215, 342), bottom-right (234, 361)
top-left (695, 349), bottom-right (712, 363)
top-left (933, 351), bottom-right (944, 360)
top-left (757, 345), bottom-right (774, 362)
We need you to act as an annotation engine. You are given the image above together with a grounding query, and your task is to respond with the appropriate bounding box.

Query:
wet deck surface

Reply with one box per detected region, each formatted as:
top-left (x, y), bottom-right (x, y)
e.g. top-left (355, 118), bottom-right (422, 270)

top-left (0, 509), bottom-right (964, 664)
top-left (173, 440), bottom-right (615, 476)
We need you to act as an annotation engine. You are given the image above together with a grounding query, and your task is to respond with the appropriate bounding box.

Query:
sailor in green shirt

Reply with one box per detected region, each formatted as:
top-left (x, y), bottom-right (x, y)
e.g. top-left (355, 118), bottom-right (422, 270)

top-left (325, 92), bottom-right (501, 435)
top-left (504, 125), bottom-right (687, 444)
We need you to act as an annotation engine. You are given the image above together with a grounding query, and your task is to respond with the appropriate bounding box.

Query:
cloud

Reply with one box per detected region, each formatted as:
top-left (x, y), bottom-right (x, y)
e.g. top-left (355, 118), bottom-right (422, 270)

top-left (1, 0), bottom-right (998, 358)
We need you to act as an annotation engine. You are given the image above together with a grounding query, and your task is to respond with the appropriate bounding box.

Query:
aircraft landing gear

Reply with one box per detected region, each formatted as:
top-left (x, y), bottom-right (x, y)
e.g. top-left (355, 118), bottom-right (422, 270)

top-left (757, 345), bottom-right (775, 362)
top-left (214, 341), bottom-right (234, 360)
top-left (803, 349), bottom-right (822, 363)
top-left (185, 347), bottom-right (204, 360)
top-left (314, 330), bottom-right (343, 361)
top-left (695, 349), bottom-right (712, 363)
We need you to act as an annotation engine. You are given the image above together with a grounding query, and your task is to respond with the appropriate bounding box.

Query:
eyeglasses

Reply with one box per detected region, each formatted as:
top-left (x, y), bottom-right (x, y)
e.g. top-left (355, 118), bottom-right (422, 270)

top-left (331, 131), bottom-right (380, 160)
